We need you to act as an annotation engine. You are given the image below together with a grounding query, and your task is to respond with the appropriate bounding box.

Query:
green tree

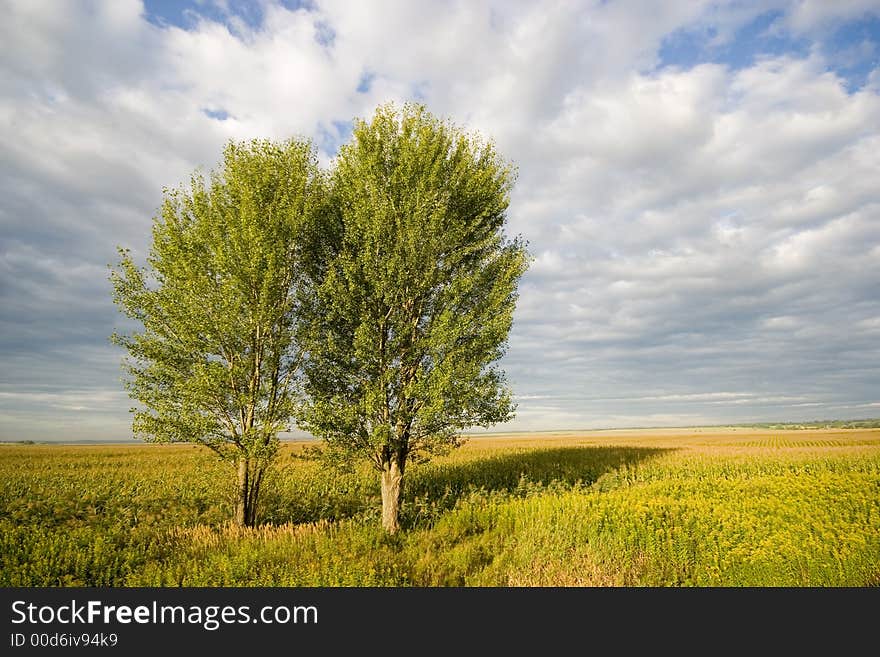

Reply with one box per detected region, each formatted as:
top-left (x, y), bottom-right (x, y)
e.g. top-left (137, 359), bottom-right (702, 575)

top-left (110, 139), bottom-right (322, 526)
top-left (299, 104), bottom-right (529, 533)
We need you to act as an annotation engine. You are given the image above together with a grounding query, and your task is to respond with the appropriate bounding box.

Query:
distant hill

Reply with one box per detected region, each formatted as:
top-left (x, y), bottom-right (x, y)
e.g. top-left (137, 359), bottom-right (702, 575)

top-left (733, 419), bottom-right (880, 430)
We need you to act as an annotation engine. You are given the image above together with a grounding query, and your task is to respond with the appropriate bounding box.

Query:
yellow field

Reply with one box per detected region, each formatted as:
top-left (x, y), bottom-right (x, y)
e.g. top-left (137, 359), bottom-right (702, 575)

top-left (2, 427), bottom-right (879, 586)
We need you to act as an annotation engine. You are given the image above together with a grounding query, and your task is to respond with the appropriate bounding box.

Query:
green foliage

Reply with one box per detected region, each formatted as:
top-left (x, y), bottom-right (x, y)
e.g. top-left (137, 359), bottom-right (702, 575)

top-left (298, 103), bottom-right (530, 471)
top-left (110, 139), bottom-right (321, 459)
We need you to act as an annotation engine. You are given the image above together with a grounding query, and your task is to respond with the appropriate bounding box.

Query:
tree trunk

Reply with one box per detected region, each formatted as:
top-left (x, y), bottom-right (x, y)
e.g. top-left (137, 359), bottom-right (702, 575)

top-left (235, 458), bottom-right (250, 527)
top-left (380, 456), bottom-right (405, 533)
top-left (248, 464), bottom-right (264, 527)
top-left (235, 458), bottom-right (266, 527)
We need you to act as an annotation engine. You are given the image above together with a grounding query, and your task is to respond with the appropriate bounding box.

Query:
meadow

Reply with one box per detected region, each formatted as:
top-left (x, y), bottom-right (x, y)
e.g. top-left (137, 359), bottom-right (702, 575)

top-left (1, 428), bottom-right (878, 586)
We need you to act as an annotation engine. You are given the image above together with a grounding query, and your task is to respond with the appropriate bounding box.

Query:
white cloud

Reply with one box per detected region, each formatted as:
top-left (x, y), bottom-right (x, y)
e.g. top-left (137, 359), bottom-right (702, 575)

top-left (783, 0), bottom-right (880, 34)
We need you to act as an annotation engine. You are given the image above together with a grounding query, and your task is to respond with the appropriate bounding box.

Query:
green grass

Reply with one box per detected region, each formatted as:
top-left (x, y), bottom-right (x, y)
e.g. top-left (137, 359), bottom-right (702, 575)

top-left (2, 429), bottom-right (879, 586)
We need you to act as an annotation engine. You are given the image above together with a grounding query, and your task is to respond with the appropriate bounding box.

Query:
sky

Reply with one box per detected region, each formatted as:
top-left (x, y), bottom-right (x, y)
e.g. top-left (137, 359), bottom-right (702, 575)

top-left (1, 0), bottom-right (879, 441)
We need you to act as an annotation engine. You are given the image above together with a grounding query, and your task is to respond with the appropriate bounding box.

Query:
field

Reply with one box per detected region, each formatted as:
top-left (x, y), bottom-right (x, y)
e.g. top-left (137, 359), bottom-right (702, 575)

top-left (2, 428), bottom-right (879, 586)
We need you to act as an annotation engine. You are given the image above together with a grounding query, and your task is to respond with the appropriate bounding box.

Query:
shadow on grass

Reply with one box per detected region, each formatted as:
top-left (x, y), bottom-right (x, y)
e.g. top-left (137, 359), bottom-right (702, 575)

top-left (401, 445), bottom-right (675, 528)
top-left (259, 445), bottom-right (675, 528)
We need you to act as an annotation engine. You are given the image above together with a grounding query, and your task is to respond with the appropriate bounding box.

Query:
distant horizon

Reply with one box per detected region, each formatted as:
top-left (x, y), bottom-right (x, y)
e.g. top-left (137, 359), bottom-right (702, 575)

top-left (4, 416), bottom-right (878, 445)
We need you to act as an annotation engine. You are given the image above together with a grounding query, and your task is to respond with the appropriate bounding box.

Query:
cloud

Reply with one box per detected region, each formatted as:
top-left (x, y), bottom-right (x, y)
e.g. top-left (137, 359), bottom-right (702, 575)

top-left (782, 0), bottom-right (880, 35)
top-left (1, 0), bottom-right (878, 440)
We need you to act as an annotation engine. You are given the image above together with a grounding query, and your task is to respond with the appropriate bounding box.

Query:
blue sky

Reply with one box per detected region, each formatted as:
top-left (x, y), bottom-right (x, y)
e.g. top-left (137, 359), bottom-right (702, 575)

top-left (1, 0), bottom-right (879, 441)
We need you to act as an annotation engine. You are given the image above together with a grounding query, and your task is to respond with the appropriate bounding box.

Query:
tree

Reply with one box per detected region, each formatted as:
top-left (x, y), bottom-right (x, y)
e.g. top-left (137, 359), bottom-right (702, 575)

top-left (299, 104), bottom-right (529, 533)
top-left (110, 138), bottom-right (322, 526)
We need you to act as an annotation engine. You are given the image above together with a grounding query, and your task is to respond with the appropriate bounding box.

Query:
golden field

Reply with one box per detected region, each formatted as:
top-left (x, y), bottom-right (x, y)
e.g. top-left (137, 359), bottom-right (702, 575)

top-left (2, 427), bottom-right (878, 586)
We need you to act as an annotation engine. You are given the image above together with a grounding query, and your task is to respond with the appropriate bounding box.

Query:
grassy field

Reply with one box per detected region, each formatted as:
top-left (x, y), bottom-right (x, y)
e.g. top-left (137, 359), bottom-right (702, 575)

top-left (1, 427), bottom-right (878, 586)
